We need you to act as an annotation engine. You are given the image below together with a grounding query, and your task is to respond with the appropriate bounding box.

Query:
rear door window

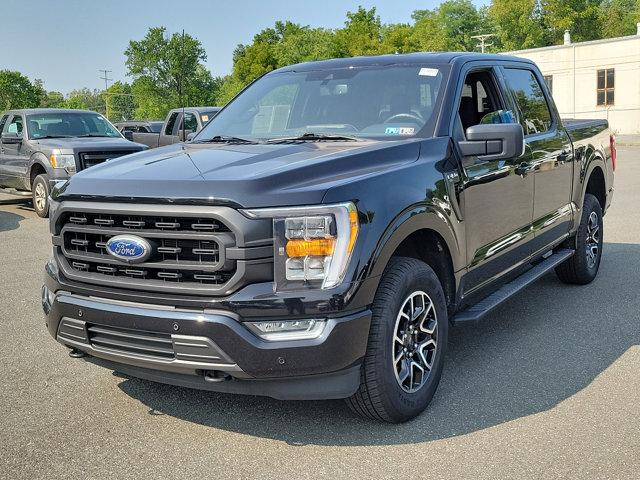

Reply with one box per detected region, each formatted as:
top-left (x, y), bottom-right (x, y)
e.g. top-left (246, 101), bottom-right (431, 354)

top-left (503, 68), bottom-right (552, 136)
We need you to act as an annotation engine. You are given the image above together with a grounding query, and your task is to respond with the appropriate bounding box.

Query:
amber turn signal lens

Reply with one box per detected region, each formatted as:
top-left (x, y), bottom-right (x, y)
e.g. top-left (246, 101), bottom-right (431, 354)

top-left (286, 238), bottom-right (336, 258)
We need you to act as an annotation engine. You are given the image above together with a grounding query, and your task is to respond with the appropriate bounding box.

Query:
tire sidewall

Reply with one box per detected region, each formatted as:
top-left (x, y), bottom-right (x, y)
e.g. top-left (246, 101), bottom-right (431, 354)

top-left (374, 260), bottom-right (448, 421)
top-left (576, 194), bottom-right (603, 280)
top-left (32, 174), bottom-right (50, 218)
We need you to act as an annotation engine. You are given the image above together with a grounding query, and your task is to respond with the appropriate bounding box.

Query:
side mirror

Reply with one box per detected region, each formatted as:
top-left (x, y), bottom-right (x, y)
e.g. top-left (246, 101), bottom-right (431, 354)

top-left (123, 130), bottom-right (134, 141)
top-left (186, 132), bottom-right (197, 142)
top-left (458, 123), bottom-right (524, 161)
top-left (1, 132), bottom-right (22, 144)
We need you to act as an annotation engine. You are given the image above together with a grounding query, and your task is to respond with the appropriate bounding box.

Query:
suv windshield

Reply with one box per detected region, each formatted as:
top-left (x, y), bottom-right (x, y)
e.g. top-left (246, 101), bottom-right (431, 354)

top-left (197, 64), bottom-right (447, 142)
top-left (26, 112), bottom-right (121, 139)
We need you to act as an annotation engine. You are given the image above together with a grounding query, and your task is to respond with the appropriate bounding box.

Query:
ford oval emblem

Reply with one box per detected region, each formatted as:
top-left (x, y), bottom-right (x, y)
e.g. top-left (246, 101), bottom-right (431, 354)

top-left (105, 235), bottom-right (152, 263)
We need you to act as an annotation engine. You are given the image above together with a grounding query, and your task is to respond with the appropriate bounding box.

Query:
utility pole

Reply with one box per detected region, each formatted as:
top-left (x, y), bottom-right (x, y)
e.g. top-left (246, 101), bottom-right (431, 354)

top-left (99, 69), bottom-right (113, 119)
top-left (471, 34), bottom-right (495, 53)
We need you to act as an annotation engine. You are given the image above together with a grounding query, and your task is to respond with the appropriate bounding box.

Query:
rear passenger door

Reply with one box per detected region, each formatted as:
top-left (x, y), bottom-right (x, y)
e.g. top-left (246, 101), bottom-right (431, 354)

top-left (455, 67), bottom-right (535, 296)
top-left (501, 67), bottom-right (574, 254)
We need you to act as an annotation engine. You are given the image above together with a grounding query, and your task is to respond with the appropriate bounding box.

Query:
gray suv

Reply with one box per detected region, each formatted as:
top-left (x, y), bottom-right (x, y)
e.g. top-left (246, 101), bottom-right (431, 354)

top-left (0, 109), bottom-right (147, 217)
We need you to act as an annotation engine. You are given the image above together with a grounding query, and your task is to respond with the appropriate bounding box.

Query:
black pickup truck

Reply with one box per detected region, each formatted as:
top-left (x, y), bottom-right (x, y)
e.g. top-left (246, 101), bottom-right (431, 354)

top-left (42, 53), bottom-right (614, 423)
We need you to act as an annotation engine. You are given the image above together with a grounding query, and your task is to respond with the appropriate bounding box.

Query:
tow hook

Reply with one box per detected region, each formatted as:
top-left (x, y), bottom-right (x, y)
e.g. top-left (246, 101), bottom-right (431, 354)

top-left (203, 370), bottom-right (231, 383)
top-left (68, 348), bottom-right (86, 358)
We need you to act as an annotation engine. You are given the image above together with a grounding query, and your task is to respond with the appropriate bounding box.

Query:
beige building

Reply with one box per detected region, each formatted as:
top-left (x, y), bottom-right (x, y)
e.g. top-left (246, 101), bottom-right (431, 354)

top-left (509, 26), bottom-right (640, 134)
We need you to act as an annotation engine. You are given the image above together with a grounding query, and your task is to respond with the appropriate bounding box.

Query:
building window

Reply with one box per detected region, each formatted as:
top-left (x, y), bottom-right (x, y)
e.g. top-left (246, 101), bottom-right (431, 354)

top-left (543, 75), bottom-right (553, 95)
top-left (597, 69), bottom-right (614, 106)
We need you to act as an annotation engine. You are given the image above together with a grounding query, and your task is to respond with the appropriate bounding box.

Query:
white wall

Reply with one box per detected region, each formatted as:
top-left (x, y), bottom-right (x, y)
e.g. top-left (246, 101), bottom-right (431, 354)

top-left (510, 35), bottom-right (640, 134)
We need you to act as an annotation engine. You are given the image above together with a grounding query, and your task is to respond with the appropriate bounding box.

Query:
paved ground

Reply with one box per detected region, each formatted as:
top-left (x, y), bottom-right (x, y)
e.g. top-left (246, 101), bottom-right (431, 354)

top-left (1, 149), bottom-right (639, 480)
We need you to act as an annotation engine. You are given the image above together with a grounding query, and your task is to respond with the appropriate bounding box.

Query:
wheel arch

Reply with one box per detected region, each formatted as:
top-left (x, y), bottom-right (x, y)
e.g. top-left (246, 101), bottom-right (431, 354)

top-left (366, 206), bottom-right (462, 313)
top-left (28, 153), bottom-right (51, 190)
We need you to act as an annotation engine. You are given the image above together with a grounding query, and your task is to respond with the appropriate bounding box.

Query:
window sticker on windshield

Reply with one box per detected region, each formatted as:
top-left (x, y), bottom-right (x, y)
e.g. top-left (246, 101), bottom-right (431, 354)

top-left (418, 67), bottom-right (439, 77)
top-left (385, 127), bottom-right (415, 135)
top-left (201, 115), bottom-right (209, 122)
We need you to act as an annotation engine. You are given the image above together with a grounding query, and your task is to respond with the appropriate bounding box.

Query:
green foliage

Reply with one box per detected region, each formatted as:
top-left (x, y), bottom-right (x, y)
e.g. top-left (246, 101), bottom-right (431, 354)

top-left (105, 81), bottom-right (136, 122)
top-left (542, 0), bottom-right (603, 43)
top-left (490, 0), bottom-right (549, 50)
top-left (0, 70), bottom-right (43, 110)
top-left (599, 0), bottom-right (640, 38)
top-left (61, 88), bottom-right (105, 112)
top-left (125, 27), bottom-right (222, 119)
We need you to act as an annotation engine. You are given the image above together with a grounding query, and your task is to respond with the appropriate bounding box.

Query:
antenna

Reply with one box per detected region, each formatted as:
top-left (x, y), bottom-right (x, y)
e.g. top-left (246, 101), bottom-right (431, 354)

top-left (180, 29), bottom-right (186, 143)
top-left (470, 34), bottom-right (495, 53)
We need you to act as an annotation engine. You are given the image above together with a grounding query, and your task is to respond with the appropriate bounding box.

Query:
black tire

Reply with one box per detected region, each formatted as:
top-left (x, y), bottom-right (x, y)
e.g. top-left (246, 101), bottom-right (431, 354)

top-left (555, 193), bottom-right (603, 284)
top-left (346, 257), bottom-right (448, 423)
top-left (32, 173), bottom-right (51, 218)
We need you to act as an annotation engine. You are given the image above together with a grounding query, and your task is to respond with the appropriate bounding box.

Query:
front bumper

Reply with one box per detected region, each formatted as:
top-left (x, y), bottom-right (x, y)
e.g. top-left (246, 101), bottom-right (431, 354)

top-left (42, 272), bottom-right (371, 400)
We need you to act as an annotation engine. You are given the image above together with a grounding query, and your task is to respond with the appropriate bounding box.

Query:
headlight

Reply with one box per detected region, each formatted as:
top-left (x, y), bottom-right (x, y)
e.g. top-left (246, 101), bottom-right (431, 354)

top-left (241, 202), bottom-right (359, 290)
top-left (246, 319), bottom-right (326, 341)
top-left (49, 153), bottom-right (76, 175)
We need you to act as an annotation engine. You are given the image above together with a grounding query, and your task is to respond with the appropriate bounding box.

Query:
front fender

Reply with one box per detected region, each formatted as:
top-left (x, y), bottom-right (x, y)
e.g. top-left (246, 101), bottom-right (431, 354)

top-left (24, 152), bottom-right (53, 190)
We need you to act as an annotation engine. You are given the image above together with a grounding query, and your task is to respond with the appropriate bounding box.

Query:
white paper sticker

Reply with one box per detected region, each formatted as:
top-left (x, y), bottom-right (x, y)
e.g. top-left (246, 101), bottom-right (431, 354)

top-left (201, 115), bottom-right (209, 122)
top-left (418, 67), bottom-right (439, 77)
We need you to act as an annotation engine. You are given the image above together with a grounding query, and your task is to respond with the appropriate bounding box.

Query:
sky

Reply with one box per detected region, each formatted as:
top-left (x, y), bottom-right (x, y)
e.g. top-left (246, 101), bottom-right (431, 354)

top-left (2, 0), bottom-right (487, 94)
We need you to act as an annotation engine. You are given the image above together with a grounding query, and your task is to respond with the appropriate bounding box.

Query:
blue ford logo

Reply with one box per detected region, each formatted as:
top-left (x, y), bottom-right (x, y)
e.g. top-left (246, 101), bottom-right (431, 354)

top-left (105, 235), bottom-right (151, 263)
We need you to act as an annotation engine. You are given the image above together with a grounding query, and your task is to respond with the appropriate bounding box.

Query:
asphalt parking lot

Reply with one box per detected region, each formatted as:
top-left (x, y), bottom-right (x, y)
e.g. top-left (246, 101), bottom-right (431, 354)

top-left (1, 148), bottom-right (638, 480)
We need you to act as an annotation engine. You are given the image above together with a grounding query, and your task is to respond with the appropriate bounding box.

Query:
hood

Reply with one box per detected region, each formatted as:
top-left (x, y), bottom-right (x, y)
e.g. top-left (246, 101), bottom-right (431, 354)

top-left (34, 137), bottom-right (146, 151)
top-left (59, 139), bottom-right (422, 208)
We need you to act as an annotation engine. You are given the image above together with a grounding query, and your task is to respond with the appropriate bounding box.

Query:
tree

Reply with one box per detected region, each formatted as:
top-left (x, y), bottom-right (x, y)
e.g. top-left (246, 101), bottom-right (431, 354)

top-left (542, 0), bottom-right (603, 43)
top-left (61, 88), bottom-right (105, 112)
top-left (411, 0), bottom-right (486, 52)
top-left (105, 81), bottom-right (136, 121)
top-left (0, 70), bottom-right (43, 110)
top-left (125, 27), bottom-right (221, 118)
top-left (490, 0), bottom-right (549, 50)
top-left (333, 7), bottom-right (383, 56)
top-left (599, 0), bottom-right (640, 38)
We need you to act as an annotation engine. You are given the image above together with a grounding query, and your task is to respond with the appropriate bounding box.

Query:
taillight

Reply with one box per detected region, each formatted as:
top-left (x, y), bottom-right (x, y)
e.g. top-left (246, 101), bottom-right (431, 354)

top-left (610, 134), bottom-right (616, 171)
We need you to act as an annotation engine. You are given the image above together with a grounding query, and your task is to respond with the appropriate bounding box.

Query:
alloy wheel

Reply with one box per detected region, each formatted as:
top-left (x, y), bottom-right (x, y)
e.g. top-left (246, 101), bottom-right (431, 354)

top-left (585, 211), bottom-right (600, 269)
top-left (392, 290), bottom-right (438, 393)
top-left (34, 182), bottom-right (47, 212)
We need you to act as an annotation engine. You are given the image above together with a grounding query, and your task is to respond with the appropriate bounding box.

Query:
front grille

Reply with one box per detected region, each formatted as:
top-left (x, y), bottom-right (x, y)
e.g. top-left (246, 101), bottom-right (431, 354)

top-left (58, 210), bottom-right (238, 293)
top-left (87, 323), bottom-right (175, 359)
top-left (78, 150), bottom-right (138, 170)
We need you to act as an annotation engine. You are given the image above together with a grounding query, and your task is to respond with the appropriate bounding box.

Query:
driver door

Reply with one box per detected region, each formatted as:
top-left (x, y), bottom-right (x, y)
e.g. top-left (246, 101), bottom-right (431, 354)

top-left (0, 114), bottom-right (28, 189)
top-left (455, 67), bottom-right (535, 297)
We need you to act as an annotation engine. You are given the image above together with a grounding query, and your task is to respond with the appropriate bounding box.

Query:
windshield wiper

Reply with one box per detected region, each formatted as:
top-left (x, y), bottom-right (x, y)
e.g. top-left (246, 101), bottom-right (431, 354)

top-left (195, 135), bottom-right (257, 144)
top-left (266, 133), bottom-right (359, 143)
top-left (35, 135), bottom-right (72, 139)
top-left (78, 134), bottom-right (112, 138)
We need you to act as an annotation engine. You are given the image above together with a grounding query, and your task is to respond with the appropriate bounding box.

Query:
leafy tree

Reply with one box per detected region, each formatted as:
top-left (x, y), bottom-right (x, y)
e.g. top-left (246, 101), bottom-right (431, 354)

top-left (380, 24), bottom-right (418, 54)
top-left (333, 7), bottom-right (383, 56)
top-left (39, 90), bottom-right (65, 108)
top-left (125, 27), bottom-right (221, 118)
top-left (105, 81), bottom-right (136, 121)
top-left (599, 0), bottom-right (640, 38)
top-left (542, 0), bottom-right (603, 43)
top-left (412, 0), bottom-right (486, 52)
top-left (490, 0), bottom-right (549, 50)
top-left (0, 70), bottom-right (43, 110)
top-left (61, 88), bottom-right (105, 113)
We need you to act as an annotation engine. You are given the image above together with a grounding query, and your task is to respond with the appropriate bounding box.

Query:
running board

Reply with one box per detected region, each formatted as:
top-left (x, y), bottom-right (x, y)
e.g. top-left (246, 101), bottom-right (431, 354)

top-left (452, 248), bottom-right (574, 325)
top-left (0, 188), bottom-right (31, 197)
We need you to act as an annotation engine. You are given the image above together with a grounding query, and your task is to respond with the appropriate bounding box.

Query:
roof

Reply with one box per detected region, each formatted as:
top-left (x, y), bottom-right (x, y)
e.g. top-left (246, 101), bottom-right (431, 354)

top-left (5, 108), bottom-right (102, 115)
top-left (509, 33), bottom-right (640, 54)
top-left (274, 52), bottom-right (533, 73)
top-left (169, 106), bottom-right (221, 113)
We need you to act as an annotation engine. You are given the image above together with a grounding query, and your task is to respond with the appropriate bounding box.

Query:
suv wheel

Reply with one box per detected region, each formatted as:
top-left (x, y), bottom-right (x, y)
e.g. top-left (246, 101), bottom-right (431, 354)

top-left (346, 257), bottom-right (448, 423)
top-left (556, 193), bottom-right (603, 284)
top-left (32, 173), bottom-right (51, 218)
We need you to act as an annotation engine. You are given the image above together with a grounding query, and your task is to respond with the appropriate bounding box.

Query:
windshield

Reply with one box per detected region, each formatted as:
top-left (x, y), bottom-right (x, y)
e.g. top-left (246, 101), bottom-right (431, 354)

top-left (149, 122), bottom-right (164, 133)
top-left (197, 64), bottom-right (447, 142)
top-left (26, 112), bottom-right (122, 139)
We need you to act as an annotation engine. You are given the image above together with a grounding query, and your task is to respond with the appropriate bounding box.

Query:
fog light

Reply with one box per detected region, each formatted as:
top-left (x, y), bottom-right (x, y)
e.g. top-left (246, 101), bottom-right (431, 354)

top-left (246, 319), bottom-right (326, 341)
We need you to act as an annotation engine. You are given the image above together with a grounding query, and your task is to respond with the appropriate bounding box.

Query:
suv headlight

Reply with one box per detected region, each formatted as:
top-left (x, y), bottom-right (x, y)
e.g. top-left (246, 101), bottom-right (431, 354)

top-left (241, 202), bottom-right (359, 290)
top-left (49, 153), bottom-right (76, 175)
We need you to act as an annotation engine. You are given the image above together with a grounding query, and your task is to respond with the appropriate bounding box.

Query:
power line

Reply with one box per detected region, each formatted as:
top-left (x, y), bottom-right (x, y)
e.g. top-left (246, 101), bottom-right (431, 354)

top-left (98, 69), bottom-right (113, 90)
top-left (471, 33), bottom-right (496, 53)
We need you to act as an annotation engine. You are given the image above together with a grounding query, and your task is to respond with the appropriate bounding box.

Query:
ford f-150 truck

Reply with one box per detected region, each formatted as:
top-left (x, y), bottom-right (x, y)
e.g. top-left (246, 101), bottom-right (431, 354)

top-left (42, 53), bottom-right (614, 423)
top-left (0, 109), bottom-right (147, 217)
top-left (129, 107), bottom-right (221, 149)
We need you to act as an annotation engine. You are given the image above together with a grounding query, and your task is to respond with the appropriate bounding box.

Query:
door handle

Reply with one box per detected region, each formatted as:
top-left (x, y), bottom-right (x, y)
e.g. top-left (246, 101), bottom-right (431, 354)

top-left (557, 150), bottom-right (571, 163)
top-left (514, 162), bottom-right (531, 177)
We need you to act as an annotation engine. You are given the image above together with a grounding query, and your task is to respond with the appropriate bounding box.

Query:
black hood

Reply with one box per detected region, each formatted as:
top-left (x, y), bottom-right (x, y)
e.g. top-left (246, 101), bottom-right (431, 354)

top-left (59, 140), bottom-right (422, 208)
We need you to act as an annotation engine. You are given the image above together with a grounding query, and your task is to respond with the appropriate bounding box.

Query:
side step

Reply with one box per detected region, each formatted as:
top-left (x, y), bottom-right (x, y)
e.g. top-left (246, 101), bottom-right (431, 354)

top-left (0, 188), bottom-right (31, 197)
top-left (452, 248), bottom-right (574, 325)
